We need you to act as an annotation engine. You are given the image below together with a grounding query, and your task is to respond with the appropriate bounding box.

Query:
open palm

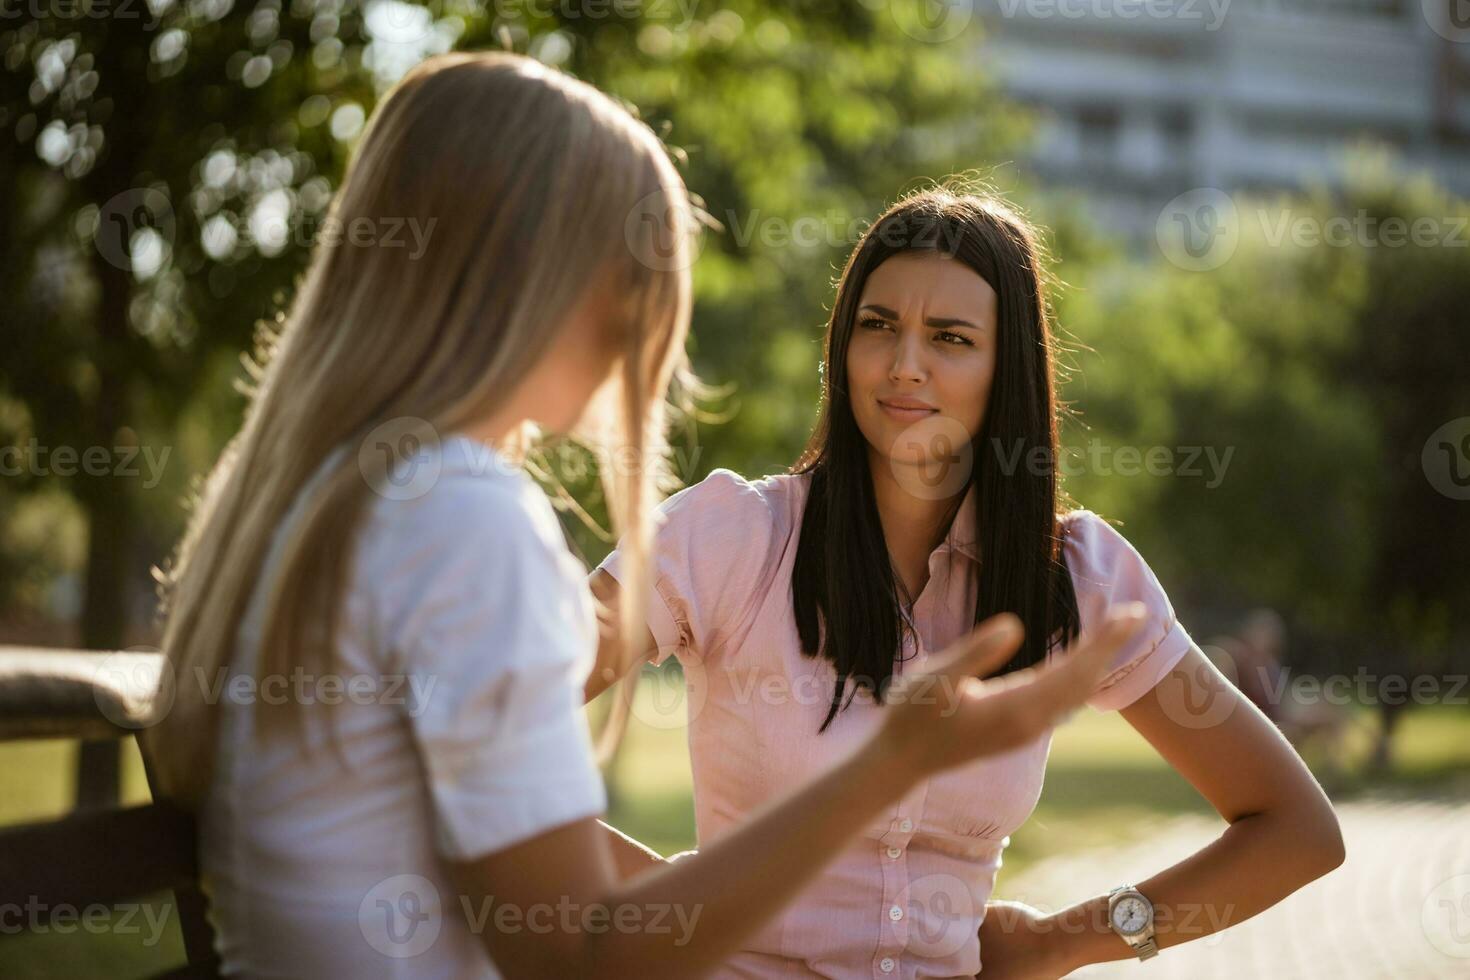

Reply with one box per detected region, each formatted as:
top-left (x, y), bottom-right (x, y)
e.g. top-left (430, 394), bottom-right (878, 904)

top-left (881, 604), bottom-right (1147, 776)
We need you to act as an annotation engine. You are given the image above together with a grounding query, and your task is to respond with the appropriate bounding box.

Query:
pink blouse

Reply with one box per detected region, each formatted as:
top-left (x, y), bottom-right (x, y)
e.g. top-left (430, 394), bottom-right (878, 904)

top-left (598, 469), bottom-right (1196, 979)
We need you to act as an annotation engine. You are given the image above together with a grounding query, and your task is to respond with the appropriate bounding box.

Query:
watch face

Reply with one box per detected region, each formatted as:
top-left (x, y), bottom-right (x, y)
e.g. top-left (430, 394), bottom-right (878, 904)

top-left (1111, 895), bottom-right (1150, 935)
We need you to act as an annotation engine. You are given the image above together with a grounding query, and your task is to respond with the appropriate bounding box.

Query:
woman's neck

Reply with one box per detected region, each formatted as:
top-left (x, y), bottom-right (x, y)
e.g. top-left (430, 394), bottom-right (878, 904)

top-left (866, 451), bottom-right (966, 604)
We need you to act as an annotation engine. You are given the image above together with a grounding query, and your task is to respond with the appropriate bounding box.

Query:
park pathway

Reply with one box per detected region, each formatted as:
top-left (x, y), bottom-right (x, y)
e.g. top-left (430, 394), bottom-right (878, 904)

top-left (997, 798), bottom-right (1470, 978)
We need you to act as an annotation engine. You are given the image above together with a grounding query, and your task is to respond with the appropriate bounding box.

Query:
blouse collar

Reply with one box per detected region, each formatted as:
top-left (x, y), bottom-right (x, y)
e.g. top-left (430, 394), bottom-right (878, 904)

top-left (936, 482), bottom-right (981, 563)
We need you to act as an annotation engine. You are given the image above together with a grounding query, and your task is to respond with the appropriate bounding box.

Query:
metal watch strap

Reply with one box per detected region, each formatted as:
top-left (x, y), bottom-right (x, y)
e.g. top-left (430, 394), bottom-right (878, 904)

top-left (1109, 885), bottom-right (1159, 962)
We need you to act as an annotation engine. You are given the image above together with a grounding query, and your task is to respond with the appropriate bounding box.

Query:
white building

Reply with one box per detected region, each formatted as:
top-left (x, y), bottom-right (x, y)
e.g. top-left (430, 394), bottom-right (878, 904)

top-left (973, 0), bottom-right (1470, 242)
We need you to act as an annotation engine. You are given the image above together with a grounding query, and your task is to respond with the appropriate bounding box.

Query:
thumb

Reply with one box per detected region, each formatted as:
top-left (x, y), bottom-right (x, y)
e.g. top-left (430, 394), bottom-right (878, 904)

top-left (929, 613), bottom-right (1025, 685)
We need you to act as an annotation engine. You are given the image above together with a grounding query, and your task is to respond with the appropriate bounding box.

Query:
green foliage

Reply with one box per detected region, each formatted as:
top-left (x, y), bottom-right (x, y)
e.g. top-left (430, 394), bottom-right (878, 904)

top-left (1, 1), bottom-right (383, 631)
top-left (1056, 155), bottom-right (1469, 675)
top-left (2, 1), bottom-right (1024, 618)
top-left (2, 5), bottom-right (1463, 686)
top-left (529, 1), bottom-right (1028, 485)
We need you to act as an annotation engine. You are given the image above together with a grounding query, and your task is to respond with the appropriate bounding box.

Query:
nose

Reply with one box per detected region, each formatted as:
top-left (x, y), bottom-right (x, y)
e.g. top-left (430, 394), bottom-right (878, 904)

top-left (888, 331), bottom-right (926, 385)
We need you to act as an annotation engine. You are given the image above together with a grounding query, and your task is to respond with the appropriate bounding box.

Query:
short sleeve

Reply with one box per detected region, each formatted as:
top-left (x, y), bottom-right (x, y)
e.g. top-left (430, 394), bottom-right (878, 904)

top-left (1062, 511), bottom-right (1197, 712)
top-left (361, 473), bottom-right (607, 861)
top-left (596, 469), bottom-right (778, 667)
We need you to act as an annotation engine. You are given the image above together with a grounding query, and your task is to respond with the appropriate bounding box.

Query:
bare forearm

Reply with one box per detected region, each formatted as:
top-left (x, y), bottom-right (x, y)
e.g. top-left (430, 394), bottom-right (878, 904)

top-left (1042, 808), bottom-right (1344, 971)
top-left (599, 821), bottom-right (668, 880)
top-left (583, 568), bottom-right (653, 704)
top-left (583, 741), bottom-right (919, 978)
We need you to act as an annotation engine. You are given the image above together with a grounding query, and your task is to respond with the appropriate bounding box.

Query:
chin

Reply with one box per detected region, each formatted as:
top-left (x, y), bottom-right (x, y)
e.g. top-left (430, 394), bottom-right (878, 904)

top-left (883, 443), bottom-right (933, 469)
top-left (860, 414), bottom-right (977, 498)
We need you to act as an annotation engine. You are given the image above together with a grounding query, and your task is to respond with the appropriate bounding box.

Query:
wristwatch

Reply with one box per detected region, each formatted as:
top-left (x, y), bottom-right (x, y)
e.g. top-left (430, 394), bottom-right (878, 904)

top-left (1107, 885), bottom-right (1159, 960)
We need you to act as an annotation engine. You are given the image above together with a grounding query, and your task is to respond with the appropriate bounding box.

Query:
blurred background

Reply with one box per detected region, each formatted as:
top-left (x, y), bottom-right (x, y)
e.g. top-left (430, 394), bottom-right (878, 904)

top-left (2, 0), bottom-right (1468, 975)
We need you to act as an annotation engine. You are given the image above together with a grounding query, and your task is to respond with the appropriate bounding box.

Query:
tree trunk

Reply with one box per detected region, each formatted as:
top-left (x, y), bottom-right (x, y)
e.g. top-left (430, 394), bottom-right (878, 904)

top-left (1369, 698), bottom-right (1405, 773)
top-left (73, 229), bottom-right (136, 811)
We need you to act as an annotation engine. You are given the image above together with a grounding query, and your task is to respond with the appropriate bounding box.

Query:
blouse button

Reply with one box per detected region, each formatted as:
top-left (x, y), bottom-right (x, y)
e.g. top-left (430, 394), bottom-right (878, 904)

top-left (889, 905), bottom-right (904, 922)
top-left (880, 956), bottom-right (896, 973)
top-left (898, 818), bottom-right (913, 833)
top-left (886, 846), bottom-right (903, 859)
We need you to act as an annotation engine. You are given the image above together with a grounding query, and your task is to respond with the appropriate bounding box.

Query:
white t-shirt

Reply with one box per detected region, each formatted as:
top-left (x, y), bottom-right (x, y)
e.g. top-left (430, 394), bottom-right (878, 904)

top-left (201, 434), bottom-right (607, 978)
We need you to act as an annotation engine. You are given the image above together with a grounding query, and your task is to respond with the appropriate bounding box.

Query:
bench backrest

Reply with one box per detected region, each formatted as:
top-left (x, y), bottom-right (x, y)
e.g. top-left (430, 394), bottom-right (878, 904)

top-left (0, 646), bottom-right (220, 978)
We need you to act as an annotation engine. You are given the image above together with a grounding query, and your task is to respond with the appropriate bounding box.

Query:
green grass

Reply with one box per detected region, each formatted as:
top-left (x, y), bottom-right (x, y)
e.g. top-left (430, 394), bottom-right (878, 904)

top-left (0, 895), bottom-right (184, 980)
top-left (0, 739), bottom-right (184, 979)
top-left (0, 738), bottom-right (153, 826)
top-left (2, 688), bottom-right (1467, 977)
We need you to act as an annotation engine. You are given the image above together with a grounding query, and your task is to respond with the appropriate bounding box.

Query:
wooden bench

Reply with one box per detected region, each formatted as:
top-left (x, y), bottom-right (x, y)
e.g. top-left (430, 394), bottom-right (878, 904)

top-left (0, 646), bottom-right (220, 978)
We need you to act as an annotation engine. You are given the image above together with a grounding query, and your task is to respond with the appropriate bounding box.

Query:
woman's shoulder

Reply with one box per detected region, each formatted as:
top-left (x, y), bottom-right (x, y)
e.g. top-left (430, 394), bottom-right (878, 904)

top-left (356, 435), bottom-right (575, 588)
top-left (1057, 508), bottom-right (1176, 625)
top-left (1059, 508), bottom-right (1140, 570)
top-left (1056, 509), bottom-right (1193, 711)
top-left (352, 436), bottom-right (594, 671)
top-left (656, 467), bottom-right (809, 543)
top-left (645, 468), bottom-right (808, 609)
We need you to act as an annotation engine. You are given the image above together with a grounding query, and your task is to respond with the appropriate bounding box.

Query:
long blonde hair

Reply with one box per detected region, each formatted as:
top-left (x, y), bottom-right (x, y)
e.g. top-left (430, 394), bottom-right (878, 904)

top-left (146, 52), bottom-right (694, 806)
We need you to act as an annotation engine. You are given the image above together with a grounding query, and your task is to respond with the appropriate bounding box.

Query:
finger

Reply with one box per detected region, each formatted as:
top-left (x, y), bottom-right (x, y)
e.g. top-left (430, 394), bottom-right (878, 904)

top-left (1049, 602), bottom-right (1149, 697)
top-left (969, 603), bottom-right (1147, 716)
top-left (927, 612), bottom-right (1024, 686)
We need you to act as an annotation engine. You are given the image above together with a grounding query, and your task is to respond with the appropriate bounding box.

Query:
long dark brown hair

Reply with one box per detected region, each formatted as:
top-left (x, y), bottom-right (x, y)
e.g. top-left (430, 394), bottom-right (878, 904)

top-left (792, 188), bottom-right (1081, 732)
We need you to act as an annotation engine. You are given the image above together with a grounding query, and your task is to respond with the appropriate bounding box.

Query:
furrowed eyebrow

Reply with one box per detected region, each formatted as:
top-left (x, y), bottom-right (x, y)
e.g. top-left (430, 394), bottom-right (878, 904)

top-left (858, 304), bottom-right (982, 330)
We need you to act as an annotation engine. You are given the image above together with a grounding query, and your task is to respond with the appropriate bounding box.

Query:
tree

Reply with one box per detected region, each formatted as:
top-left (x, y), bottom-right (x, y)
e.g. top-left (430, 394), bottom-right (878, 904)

top-left (1055, 155), bottom-right (1470, 766)
top-left (2, 1), bottom-right (1022, 800)
top-left (2, 0), bottom-right (382, 803)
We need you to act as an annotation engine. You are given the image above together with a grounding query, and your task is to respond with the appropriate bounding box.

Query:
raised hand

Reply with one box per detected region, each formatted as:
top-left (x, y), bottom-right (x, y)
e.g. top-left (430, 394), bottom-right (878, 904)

top-left (879, 604), bottom-right (1148, 776)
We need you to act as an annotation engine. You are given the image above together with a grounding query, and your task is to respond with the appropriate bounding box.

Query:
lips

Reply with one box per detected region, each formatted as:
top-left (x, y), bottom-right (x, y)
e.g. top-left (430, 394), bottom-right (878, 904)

top-left (878, 398), bottom-right (938, 422)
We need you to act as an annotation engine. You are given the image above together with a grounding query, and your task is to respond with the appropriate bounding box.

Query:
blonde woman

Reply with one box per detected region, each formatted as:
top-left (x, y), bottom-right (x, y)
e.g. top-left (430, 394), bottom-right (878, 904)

top-left (145, 55), bottom-right (1148, 979)
top-left (589, 190), bottom-right (1345, 977)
